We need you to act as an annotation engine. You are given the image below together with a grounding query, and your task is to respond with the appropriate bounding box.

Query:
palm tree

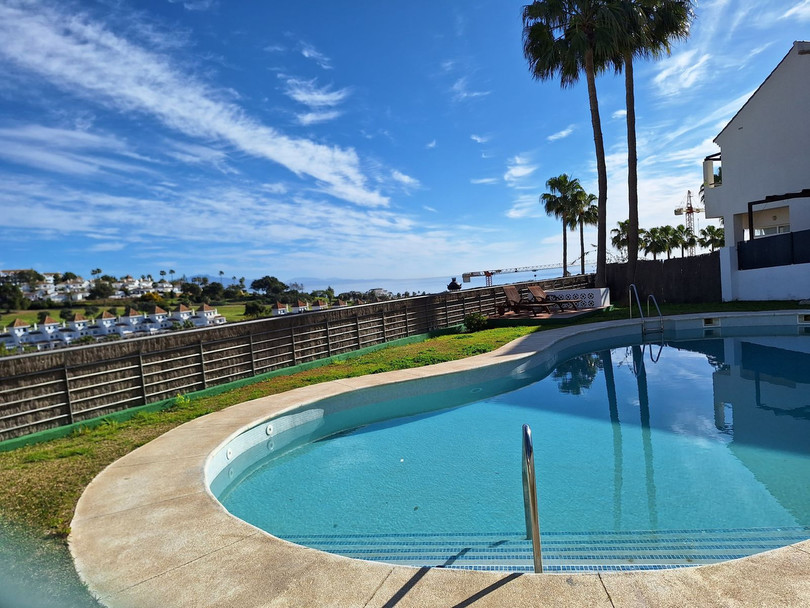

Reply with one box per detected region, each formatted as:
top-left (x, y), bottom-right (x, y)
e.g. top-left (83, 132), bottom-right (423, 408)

top-left (523, 1), bottom-right (622, 288)
top-left (616, 0), bottom-right (694, 284)
top-left (660, 225), bottom-right (677, 259)
top-left (641, 226), bottom-right (667, 260)
top-left (572, 189), bottom-right (599, 275)
top-left (541, 174), bottom-right (582, 276)
top-left (699, 225), bottom-right (725, 251)
top-left (672, 224), bottom-right (695, 257)
top-left (169, 269), bottom-right (176, 283)
top-left (611, 220), bottom-right (630, 259)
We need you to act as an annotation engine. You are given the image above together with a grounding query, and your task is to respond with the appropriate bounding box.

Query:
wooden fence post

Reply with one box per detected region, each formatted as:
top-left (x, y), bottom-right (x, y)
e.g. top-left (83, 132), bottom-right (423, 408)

top-left (325, 319), bottom-right (332, 357)
top-left (249, 331), bottom-right (256, 375)
top-left (381, 311), bottom-right (387, 342)
top-left (138, 351), bottom-right (148, 404)
top-left (290, 327), bottom-right (297, 365)
top-left (355, 315), bottom-right (361, 349)
top-left (63, 364), bottom-right (74, 425)
top-left (198, 340), bottom-right (207, 389)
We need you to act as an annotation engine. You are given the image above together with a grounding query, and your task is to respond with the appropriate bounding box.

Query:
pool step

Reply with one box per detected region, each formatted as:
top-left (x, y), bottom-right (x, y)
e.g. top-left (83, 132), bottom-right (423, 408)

top-left (284, 527), bottom-right (810, 572)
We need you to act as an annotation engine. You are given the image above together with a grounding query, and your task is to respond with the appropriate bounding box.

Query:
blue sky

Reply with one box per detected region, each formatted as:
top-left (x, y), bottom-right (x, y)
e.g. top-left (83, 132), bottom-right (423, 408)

top-left (0, 0), bottom-right (808, 288)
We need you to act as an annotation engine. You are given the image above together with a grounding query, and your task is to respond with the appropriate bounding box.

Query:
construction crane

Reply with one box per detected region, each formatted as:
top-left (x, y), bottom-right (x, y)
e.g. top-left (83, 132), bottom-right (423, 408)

top-left (674, 190), bottom-right (704, 256)
top-left (462, 263), bottom-right (563, 287)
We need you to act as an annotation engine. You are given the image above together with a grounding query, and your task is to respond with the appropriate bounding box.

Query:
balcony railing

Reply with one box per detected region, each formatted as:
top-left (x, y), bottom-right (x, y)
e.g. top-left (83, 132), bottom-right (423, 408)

top-left (737, 228), bottom-right (810, 270)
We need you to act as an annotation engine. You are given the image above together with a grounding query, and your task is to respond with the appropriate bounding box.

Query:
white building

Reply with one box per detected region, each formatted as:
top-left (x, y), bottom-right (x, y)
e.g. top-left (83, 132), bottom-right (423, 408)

top-left (702, 41), bottom-right (810, 301)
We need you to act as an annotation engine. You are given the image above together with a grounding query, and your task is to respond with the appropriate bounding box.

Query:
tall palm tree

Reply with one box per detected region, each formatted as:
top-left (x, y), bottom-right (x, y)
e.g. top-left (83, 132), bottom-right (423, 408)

top-left (169, 269), bottom-right (176, 283)
top-left (523, 1), bottom-right (623, 288)
top-left (699, 225), bottom-right (725, 251)
top-left (672, 224), bottom-right (695, 257)
top-left (611, 219), bottom-right (630, 259)
top-left (641, 226), bottom-right (667, 260)
top-left (541, 174), bottom-right (581, 276)
top-left (616, 0), bottom-right (694, 285)
top-left (573, 189), bottom-right (599, 275)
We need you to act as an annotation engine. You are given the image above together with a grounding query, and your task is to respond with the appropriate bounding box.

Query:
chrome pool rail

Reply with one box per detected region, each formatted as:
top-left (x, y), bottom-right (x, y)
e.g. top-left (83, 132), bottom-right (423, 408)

top-left (629, 284), bottom-right (663, 335)
top-left (521, 424), bottom-right (543, 573)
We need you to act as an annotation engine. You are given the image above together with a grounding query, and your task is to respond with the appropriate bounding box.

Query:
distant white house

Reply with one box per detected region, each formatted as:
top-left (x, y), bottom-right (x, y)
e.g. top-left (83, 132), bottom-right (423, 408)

top-left (703, 41), bottom-right (810, 301)
top-left (271, 302), bottom-right (289, 316)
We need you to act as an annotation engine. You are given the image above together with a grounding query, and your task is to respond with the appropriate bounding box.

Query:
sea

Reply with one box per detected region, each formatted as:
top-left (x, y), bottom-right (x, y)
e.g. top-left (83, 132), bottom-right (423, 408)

top-left (290, 265), bottom-right (596, 297)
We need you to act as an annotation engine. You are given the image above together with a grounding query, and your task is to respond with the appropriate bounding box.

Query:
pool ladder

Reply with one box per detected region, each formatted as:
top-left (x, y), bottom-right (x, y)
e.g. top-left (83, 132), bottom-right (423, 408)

top-left (522, 424), bottom-right (543, 573)
top-left (629, 284), bottom-right (663, 336)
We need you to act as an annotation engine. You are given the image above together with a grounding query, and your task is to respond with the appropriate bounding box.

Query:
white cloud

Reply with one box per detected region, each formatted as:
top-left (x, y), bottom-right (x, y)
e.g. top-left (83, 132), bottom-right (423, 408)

top-left (423, 205), bottom-right (437, 213)
top-left (653, 50), bottom-right (712, 97)
top-left (283, 78), bottom-right (351, 108)
top-left (391, 169), bottom-right (420, 190)
top-left (451, 77), bottom-right (490, 101)
top-left (0, 4), bottom-right (386, 207)
top-left (426, 139), bottom-right (437, 149)
top-left (470, 177), bottom-right (498, 185)
top-left (546, 125), bottom-right (575, 142)
top-left (470, 134), bottom-right (489, 144)
top-left (300, 42), bottom-right (332, 69)
top-left (503, 155), bottom-right (537, 186)
top-left (612, 109), bottom-right (627, 119)
top-left (783, 0), bottom-right (810, 20)
top-left (296, 110), bottom-right (341, 125)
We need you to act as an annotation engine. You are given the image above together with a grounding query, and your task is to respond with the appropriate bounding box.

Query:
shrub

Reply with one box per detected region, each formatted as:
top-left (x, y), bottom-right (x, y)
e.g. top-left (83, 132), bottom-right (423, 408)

top-left (463, 312), bottom-right (489, 333)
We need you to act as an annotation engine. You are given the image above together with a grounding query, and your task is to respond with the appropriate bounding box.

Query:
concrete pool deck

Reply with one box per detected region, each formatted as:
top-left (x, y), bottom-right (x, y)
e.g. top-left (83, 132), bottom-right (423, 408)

top-left (70, 315), bottom-right (810, 607)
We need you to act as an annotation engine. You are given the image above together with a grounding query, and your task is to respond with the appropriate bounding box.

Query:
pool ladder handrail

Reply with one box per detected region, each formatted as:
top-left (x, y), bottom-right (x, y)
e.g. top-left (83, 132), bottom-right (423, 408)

top-left (629, 284), bottom-right (663, 335)
top-left (522, 424), bottom-right (543, 573)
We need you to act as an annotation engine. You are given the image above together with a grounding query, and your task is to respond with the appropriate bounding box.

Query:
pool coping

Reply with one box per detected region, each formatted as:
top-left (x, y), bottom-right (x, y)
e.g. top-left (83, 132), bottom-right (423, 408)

top-left (70, 313), bottom-right (810, 608)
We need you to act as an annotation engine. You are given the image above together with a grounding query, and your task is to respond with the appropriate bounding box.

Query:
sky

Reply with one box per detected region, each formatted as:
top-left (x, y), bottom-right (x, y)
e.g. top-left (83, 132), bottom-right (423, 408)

top-left (0, 0), bottom-right (808, 291)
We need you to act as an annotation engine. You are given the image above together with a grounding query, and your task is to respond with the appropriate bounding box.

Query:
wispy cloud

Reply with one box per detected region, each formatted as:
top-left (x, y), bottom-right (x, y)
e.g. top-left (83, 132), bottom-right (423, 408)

top-left (169, 0), bottom-right (217, 11)
top-left (451, 77), bottom-right (490, 102)
top-left (782, 0), bottom-right (810, 20)
top-left (391, 169), bottom-right (420, 190)
top-left (546, 124), bottom-right (575, 142)
top-left (470, 177), bottom-right (498, 185)
top-left (503, 155), bottom-right (537, 186)
top-left (283, 78), bottom-right (351, 108)
top-left (470, 134), bottom-right (489, 144)
top-left (653, 50), bottom-right (712, 97)
top-left (426, 139), bottom-right (437, 149)
top-left (0, 3), bottom-right (386, 207)
top-left (612, 109), bottom-right (627, 119)
top-left (296, 110), bottom-right (341, 126)
top-left (300, 42), bottom-right (332, 70)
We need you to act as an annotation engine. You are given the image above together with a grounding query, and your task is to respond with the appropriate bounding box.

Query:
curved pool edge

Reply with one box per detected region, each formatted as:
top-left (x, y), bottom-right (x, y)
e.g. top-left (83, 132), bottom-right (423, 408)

top-left (70, 313), bottom-right (810, 608)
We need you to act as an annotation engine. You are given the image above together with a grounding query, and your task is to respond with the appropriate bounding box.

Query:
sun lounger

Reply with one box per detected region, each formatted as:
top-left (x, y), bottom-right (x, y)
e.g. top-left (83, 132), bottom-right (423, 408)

top-left (527, 285), bottom-right (580, 311)
top-left (502, 285), bottom-right (555, 316)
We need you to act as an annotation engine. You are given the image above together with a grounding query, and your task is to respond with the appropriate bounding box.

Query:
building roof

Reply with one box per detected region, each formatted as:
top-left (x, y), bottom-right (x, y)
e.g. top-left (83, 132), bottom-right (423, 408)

top-left (200, 304), bottom-right (215, 311)
top-left (122, 307), bottom-right (142, 317)
top-left (715, 41), bottom-right (810, 142)
top-left (42, 316), bottom-right (59, 325)
top-left (149, 306), bottom-right (168, 315)
top-left (72, 313), bottom-right (87, 321)
top-left (101, 311), bottom-right (116, 319)
top-left (175, 304), bottom-right (191, 312)
top-left (12, 318), bottom-right (30, 327)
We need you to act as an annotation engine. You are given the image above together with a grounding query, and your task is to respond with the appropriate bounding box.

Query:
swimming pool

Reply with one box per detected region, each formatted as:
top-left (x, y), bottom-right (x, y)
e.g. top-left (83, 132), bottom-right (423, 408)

top-left (210, 324), bottom-right (810, 573)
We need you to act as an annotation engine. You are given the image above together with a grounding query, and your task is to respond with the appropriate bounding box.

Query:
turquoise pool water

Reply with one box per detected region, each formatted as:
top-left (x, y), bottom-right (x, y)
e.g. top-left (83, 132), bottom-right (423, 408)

top-left (216, 334), bottom-right (810, 571)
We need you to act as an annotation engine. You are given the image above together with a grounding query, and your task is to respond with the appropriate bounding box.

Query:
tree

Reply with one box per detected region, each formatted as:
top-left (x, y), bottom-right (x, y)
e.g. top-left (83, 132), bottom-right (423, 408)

top-left (160, 270), bottom-right (167, 281)
top-left (524, 1), bottom-right (622, 287)
top-left (641, 226), bottom-right (668, 260)
top-left (89, 281), bottom-right (114, 300)
top-left (611, 219), bottom-right (630, 259)
top-left (616, 0), bottom-right (694, 284)
top-left (244, 301), bottom-right (267, 318)
top-left (62, 271), bottom-right (78, 281)
top-left (13, 269), bottom-right (44, 286)
top-left (169, 269), bottom-right (176, 283)
top-left (699, 225), bottom-right (724, 251)
top-left (0, 283), bottom-right (26, 312)
top-left (250, 276), bottom-right (288, 297)
top-left (541, 174), bottom-right (582, 277)
top-left (180, 282), bottom-right (202, 299)
top-left (672, 224), bottom-right (696, 257)
top-left (202, 281), bottom-right (225, 301)
top-left (91, 268), bottom-right (102, 281)
top-left (572, 188), bottom-right (599, 275)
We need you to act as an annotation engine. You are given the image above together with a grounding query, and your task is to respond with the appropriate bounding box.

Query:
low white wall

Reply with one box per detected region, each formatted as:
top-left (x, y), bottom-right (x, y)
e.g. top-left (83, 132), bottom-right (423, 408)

top-left (730, 261), bottom-right (810, 301)
top-left (546, 287), bottom-right (610, 309)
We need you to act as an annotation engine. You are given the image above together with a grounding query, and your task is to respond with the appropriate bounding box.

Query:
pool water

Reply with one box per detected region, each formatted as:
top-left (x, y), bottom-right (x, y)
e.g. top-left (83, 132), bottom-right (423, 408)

top-left (218, 335), bottom-right (810, 572)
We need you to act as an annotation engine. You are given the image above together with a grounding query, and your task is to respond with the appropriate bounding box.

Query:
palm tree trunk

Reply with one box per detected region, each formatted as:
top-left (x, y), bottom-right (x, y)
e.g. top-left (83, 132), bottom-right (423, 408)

top-left (585, 49), bottom-right (608, 288)
top-left (562, 218), bottom-right (568, 277)
top-left (579, 219), bottom-right (586, 275)
top-left (624, 53), bottom-right (639, 288)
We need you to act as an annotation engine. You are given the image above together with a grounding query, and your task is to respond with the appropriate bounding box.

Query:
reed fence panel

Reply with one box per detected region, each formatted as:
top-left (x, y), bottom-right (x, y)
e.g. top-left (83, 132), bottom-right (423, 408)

top-left (0, 277), bottom-right (591, 441)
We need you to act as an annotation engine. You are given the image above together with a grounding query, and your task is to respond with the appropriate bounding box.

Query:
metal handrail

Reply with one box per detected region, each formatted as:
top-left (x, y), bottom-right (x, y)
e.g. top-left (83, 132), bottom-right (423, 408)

top-left (647, 294), bottom-right (664, 334)
top-left (629, 284), bottom-right (644, 320)
top-left (522, 424), bottom-right (543, 573)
